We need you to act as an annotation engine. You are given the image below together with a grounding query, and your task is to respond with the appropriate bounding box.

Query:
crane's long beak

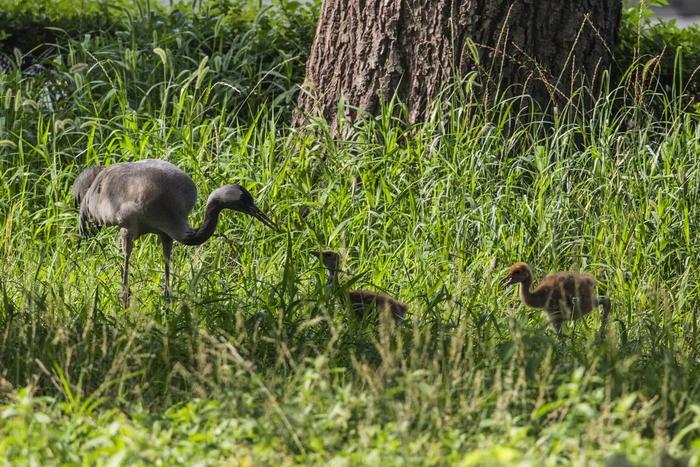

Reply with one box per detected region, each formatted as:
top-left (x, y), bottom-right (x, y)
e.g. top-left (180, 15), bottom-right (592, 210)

top-left (248, 205), bottom-right (280, 232)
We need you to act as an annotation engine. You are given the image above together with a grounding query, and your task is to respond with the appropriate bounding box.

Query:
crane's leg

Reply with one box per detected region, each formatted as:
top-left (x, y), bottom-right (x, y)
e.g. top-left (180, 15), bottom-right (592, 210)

top-left (160, 234), bottom-right (173, 300)
top-left (120, 228), bottom-right (133, 308)
top-left (595, 297), bottom-right (611, 344)
top-left (546, 313), bottom-right (563, 339)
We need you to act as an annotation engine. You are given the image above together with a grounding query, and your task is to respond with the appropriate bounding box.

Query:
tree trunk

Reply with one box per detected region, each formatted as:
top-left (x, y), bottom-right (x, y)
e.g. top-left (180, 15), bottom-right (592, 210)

top-left (294, 0), bottom-right (622, 132)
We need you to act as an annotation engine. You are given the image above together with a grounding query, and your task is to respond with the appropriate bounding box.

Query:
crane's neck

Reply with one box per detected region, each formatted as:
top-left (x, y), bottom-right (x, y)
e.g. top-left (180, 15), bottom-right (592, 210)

top-left (323, 266), bottom-right (351, 309)
top-left (181, 202), bottom-right (223, 246)
top-left (518, 277), bottom-right (547, 308)
top-left (325, 267), bottom-right (339, 290)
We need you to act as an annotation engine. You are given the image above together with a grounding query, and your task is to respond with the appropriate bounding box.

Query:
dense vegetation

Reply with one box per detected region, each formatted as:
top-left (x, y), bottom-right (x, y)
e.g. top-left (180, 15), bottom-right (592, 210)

top-left (1, 0), bottom-right (699, 464)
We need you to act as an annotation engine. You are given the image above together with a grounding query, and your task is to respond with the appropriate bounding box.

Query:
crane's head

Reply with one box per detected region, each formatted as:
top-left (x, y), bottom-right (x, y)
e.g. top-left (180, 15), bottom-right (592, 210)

top-left (502, 262), bottom-right (532, 287)
top-left (208, 184), bottom-right (279, 231)
top-left (72, 165), bottom-right (104, 207)
top-left (310, 250), bottom-right (341, 272)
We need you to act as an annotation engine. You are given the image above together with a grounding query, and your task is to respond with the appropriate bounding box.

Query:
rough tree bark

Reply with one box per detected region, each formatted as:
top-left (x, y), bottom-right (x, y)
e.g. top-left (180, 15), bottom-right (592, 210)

top-left (294, 0), bottom-right (622, 131)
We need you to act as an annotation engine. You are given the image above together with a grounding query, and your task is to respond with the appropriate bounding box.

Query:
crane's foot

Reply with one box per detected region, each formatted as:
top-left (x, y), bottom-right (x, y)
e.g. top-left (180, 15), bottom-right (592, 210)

top-left (121, 289), bottom-right (131, 308)
top-left (595, 329), bottom-right (607, 345)
top-left (163, 287), bottom-right (171, 301)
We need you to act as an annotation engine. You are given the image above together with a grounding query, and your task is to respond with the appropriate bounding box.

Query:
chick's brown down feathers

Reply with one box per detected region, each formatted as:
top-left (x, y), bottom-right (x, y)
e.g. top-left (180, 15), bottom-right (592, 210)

top-left (313, 250), bottom-right (407, 324)
top-left (504, 262), bottom-right (611, 338)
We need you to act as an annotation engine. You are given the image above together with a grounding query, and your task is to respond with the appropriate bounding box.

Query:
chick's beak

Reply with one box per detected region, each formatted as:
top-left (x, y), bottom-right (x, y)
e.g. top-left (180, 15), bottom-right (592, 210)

top-left (502, 275), bottom-right (515, 288)
top-left (309, 251), bottom-right (320, 258)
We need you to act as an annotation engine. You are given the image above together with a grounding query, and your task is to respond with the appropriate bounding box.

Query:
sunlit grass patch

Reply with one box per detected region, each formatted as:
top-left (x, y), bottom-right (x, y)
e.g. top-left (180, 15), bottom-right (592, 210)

top-left (0, 2), bottom-right (700, 464)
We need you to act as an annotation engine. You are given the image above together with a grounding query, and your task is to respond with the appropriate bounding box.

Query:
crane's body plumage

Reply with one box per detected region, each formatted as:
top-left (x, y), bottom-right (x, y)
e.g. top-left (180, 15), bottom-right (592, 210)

top-left (79, 160), bottom-right (198, 241)
top-left (74, 159), bottom-right (278, 306)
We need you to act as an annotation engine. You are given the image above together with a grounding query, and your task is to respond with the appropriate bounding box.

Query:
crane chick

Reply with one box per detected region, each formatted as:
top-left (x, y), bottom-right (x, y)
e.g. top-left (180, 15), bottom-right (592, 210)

top-left (503, 262), bottom-right (611, 341)
top-left (312, 250), bottom-right (407, 324)
top-left (73, 159), bottom-right (278, 307)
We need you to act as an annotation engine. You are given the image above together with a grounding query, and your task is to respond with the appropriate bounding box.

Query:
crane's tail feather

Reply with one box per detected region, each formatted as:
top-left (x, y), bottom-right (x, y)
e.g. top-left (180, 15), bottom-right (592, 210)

top-left (78, 211), bottom-right (101, 239)
top-left (79, 213), bottom-right (89, 239)
top-left (74, 165), bottom-right (104, 240)
top-left (72, 165), bottom-right (104, 207)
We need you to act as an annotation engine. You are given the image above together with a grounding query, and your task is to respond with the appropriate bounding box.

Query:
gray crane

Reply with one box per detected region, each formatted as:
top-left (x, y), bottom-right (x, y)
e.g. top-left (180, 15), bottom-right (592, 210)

top-left (73, 159), bottom-right (279, 307)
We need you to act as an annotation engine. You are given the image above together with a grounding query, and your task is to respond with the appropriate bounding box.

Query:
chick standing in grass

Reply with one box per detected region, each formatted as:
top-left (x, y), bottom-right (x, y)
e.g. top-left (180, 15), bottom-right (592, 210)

top-left (312, 250), bottom-right (407, 324)
top-left (503, 262), bottom-right (611, 341)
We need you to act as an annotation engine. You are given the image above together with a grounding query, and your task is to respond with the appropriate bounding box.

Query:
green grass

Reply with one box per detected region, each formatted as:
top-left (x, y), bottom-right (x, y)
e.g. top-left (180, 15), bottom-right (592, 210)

top-left (1, 3), bottom-right (700, 466)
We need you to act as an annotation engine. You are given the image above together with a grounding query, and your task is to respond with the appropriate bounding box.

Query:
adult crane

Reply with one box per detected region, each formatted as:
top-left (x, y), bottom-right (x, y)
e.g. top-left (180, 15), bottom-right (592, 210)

top-left (73, 159), bottom-right (278, 307)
